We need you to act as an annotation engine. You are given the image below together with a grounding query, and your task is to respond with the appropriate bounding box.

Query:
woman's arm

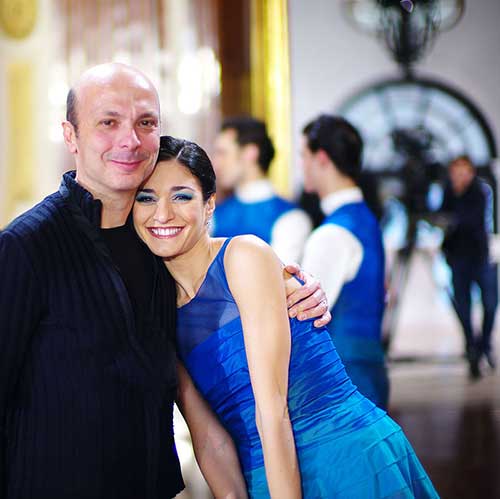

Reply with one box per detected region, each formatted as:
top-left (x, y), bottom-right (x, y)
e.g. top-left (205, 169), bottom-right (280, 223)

top-left (225, 236), bottom-right (302, 499)
top-left (176, 361), bottom-right (248, 499)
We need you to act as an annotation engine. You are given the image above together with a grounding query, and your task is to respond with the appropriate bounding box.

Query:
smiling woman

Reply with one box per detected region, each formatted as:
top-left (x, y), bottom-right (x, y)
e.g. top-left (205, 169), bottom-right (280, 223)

top-left (133, 136), bottom-right (216, 267)
top-left (132, 135), bottom-right (439, 498)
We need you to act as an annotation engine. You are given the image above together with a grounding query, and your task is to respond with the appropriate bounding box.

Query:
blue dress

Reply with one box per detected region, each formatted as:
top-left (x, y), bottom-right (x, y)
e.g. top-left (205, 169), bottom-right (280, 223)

top-left (176, 238), bottom-right (439, 498)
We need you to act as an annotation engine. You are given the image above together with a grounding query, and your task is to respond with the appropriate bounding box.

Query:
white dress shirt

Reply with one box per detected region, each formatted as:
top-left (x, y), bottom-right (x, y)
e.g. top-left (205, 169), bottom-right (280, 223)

top-left (301, 187), bottom-right (364, 307)
top-left (235, 179), bottom-right (312, 263)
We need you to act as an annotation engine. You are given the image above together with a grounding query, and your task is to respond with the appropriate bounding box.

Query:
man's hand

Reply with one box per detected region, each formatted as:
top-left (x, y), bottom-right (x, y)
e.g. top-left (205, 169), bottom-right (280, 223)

top-left (284, 263), bottom-right (331, 328)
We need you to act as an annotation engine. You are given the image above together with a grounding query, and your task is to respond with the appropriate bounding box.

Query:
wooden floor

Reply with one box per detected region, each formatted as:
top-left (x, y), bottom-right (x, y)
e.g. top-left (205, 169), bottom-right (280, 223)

top-left (390, 357), bottom-right (500, 499)
top-left (386, 251), bottom-right (500, 499)
top-left (176, 252), bottom-right (500, 498)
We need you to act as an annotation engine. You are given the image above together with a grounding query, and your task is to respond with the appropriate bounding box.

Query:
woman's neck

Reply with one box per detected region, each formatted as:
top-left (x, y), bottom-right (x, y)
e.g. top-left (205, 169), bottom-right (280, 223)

top-left (164, 235), bottom-right (223, 307)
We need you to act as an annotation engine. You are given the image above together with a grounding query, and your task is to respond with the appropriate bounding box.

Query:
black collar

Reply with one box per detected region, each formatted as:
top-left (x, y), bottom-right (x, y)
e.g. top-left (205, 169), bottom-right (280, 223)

top-left (58, 170), bottom-right (103, 228)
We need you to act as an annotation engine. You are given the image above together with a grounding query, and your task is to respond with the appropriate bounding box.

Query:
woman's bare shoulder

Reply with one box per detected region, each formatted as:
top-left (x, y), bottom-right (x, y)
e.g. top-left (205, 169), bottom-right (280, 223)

top-left (225, 235), bottom-right (276, 264)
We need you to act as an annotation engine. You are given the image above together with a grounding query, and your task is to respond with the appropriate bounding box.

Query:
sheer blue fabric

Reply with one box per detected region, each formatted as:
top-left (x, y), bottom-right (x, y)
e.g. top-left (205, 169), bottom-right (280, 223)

top-left (176, 238), bottom-right (439, 498)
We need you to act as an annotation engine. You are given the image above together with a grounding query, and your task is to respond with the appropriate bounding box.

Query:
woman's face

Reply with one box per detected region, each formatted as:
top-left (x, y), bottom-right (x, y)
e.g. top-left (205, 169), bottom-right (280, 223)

top-left (133, 159), bottom-right (215, 259)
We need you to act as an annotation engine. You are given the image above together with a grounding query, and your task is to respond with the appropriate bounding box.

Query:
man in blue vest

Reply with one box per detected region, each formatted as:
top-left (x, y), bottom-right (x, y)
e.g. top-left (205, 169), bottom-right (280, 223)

top-left (212, 117), bottom-right (311, 263)
top-left (300, 114), bottom-right (389, 410)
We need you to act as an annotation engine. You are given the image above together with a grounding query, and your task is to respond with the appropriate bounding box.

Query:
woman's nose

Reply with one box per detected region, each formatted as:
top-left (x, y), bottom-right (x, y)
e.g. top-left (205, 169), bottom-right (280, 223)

top-left (153, 200), bottom-right (174, 223)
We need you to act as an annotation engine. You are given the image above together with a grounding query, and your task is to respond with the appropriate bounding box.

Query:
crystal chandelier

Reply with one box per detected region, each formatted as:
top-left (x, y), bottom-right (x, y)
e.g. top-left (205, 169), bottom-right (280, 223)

top-left (343, 0), bottom-right (465, 76)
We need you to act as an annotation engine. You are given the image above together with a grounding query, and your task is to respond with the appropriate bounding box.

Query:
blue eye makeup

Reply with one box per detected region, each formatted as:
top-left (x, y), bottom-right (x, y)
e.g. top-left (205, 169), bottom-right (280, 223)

top-left (135, 190), bottom-right (158, 203)
top-left (172, 191), bottom-right (194, 202)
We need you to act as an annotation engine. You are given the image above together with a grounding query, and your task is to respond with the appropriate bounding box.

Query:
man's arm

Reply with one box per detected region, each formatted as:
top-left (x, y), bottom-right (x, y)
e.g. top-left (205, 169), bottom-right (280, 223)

top-left (0, 232), bottom-right (42, 499)
top-left (301, 224), bottom-right (362, 305)
top-left (283, 224), bottom-right (362, 328)
top-left (282, 263), bottom-right (331, 327)
top-left (176, 361), bottom-right (248, 499)
top-left (271, 209), bottom-right (312, 263)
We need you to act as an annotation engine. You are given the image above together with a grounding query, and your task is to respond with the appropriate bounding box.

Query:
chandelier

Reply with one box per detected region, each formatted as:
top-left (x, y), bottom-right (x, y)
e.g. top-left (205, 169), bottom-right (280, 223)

top-left (343, 0), bottom-right (465, 76)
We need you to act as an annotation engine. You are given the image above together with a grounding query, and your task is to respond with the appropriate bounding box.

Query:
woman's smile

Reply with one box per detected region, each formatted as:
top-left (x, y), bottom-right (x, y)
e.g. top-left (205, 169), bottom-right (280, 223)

top-left (147, 226), bottom-right (184, 238)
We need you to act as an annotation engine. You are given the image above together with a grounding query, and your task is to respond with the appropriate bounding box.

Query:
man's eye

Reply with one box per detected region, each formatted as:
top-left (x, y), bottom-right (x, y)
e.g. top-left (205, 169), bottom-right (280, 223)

top-left (100, 119), bottom-right (115, 127)
top-left (140, 119), bottom-right (157, 127)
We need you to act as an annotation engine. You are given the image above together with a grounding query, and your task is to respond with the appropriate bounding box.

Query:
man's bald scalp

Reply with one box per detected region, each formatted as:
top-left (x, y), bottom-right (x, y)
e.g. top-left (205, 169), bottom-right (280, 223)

top-left (65, 62), bottom-right (160, 136)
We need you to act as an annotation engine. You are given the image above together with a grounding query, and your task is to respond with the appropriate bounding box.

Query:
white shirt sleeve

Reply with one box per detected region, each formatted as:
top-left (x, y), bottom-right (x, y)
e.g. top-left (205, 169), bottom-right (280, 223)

top-left (301, 224), bottom-right (363, 307)
top-left (270, 209), bottom-right (313, 264)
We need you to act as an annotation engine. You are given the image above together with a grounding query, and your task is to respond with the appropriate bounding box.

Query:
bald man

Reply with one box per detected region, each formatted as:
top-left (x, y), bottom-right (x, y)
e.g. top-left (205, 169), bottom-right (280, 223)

top-left (0, 63), bottom-right (329, 499)
top-left (0, 63), bottom-right (246, 499)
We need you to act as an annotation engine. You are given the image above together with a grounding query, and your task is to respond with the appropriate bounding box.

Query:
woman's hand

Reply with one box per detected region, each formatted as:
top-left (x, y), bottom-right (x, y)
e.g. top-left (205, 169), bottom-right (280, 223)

top-left (283, 263), bottom-right (331, 328)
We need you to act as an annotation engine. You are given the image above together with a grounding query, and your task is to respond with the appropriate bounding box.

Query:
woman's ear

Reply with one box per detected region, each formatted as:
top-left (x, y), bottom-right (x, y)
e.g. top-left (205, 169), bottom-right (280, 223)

top-left (206, 194), bottom-right (216, 220)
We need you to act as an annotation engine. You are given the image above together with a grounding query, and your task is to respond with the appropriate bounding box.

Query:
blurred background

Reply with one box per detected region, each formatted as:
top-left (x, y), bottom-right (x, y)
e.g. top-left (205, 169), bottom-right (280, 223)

top-left (1, 0), bottom-right (499, 497)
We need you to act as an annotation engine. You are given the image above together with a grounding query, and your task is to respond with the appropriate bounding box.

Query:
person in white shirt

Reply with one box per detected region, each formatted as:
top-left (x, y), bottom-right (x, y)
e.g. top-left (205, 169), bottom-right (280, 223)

top-left (212, 117), bottom-right (312, 263)
top-left (300, 114), bottom-right (389, 410)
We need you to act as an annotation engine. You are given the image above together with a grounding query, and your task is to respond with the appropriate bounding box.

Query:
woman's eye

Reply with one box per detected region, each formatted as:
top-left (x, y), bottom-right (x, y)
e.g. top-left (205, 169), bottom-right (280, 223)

top-left (135, 192), bottom-right (157, 203)
top-left (173, 192), bottom-right (193, 202)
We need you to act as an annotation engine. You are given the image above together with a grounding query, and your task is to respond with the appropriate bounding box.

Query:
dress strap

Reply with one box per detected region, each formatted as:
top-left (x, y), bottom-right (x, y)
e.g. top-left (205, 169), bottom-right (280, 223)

top-left (216, 237), bottom-right (233, 262)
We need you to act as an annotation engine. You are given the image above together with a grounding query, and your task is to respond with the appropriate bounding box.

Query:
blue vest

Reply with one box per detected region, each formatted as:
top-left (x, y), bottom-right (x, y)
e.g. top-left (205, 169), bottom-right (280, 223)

top-left (325, 202), bottom-right (386, 362)
top-left (214, 195), bottom-right (297, 243)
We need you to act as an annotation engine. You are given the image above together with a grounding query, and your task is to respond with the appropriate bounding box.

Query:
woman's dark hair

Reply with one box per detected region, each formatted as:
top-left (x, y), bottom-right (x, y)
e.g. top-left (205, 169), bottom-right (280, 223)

top-left (303, 114), bottom-right (363, 181)
top-left (157, 135), bottom-right (216, 201)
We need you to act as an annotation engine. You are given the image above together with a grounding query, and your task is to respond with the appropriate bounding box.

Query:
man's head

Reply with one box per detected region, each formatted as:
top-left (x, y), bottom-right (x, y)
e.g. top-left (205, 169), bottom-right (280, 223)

top-left (448, 155), bottom-right (476, 195)
top-left (213, 116), bottom-right (275, 190)
top-left (301, 114), bottom-right (363, 196)
top-left (62, 63), bottom-right (161, 199)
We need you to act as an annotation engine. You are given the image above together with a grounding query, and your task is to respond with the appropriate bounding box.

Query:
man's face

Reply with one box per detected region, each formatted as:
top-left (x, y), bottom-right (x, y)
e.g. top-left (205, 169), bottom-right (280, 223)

top-left (300, 136), bottom-right (319, 193)
top-left (212, 129), bottom-right (245, 191)
top-left (63, 70), bottom-right (160, 199)
top-left (449, 159), bottom-right (475, 195)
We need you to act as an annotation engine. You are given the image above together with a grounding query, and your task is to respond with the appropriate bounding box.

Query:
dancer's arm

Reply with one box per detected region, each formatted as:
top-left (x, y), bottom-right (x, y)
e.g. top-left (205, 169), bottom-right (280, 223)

top-left (176, 361), bottom-right (248, 499)
top-left (225, 236), bottom-right (302, 499)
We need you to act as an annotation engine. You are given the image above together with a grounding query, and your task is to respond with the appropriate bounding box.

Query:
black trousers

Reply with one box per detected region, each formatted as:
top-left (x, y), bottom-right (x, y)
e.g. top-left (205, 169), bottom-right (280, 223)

top-left (449, 258), bottom-right (498, 354)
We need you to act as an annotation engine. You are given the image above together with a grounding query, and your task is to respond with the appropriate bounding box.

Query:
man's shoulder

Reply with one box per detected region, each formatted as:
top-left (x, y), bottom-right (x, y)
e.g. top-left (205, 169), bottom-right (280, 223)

top-left (2, 191), bottom-right (66, 242)
top-left (216, 195), bottom-right (239, 210)
top-left (326, 202), bottom-right (380, 236)
top-left (271, 194), bottom-right (297, 211)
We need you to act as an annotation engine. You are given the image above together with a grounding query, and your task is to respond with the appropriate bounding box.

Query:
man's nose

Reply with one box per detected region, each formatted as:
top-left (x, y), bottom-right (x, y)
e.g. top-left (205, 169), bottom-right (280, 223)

top-left (118, 125), bottom-right (141, 149)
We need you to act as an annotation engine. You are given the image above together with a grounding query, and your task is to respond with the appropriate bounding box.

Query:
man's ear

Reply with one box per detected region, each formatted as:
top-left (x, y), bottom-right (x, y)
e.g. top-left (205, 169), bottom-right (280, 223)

top-left (241, 143), bottom-right (259, 164)
top-left (62, 121), bottom-right (78, 154)
top-left (316, 149), bottom-right (329, 165)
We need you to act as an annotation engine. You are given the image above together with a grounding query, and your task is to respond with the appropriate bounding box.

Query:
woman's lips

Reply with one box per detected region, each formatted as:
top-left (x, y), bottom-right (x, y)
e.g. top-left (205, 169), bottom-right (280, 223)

top-left (148, 227), bottom-right (183, 238)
